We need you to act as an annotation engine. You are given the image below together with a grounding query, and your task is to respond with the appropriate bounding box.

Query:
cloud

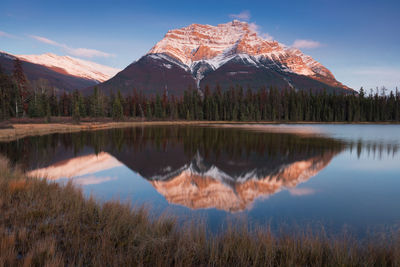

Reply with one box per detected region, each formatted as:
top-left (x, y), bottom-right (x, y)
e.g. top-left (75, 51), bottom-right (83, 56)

top-left (248, 22), bottom-right (259, 32)
top-left (353, 67), bottom-right (400, 76)
top-left (288, 187), bottom-right (315, 196)
top-left (292, 39), bottom-right (321, 49)
top-left (0, 31), bottom-right (16, 38)
top-left (64, 47), bottom-right (113, 58)
top-left (229, 10), bottom-right (251, 21)
top-left (248, 22), bottom-right (274, 41)
top-left (351, 67), bottom-right (400, 90)
top-left (30, 34), bottom-right (113, 58)
top-left (72, 175), bottom-right (117, 186)
top-left (30, 35), bottom-right (59, 45)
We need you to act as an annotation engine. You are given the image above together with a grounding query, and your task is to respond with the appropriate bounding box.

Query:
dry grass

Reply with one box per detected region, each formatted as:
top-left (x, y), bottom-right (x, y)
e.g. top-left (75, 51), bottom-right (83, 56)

top-left (0, 156), bottom-right (400, 266)
top-left (0, 119), bottom-right (217, 142)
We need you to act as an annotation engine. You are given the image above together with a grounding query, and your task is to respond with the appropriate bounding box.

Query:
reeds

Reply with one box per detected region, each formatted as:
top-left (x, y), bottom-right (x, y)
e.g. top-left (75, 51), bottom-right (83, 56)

top-left (0, 155), bottom-right (399, 266)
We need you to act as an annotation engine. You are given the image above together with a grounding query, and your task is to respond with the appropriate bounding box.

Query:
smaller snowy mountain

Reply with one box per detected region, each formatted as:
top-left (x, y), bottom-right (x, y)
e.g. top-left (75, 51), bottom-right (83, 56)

top-left (18, 53), bottom-right (121, 83)
top-left (0, 51), bottom-right (99, 91)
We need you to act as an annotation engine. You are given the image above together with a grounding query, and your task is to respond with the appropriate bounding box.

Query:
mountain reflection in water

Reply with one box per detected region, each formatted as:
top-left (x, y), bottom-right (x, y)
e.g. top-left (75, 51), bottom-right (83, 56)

top-left (149, 152), bottom-right (336, 212)
top-left (2, 126), bottom-right (345, 212)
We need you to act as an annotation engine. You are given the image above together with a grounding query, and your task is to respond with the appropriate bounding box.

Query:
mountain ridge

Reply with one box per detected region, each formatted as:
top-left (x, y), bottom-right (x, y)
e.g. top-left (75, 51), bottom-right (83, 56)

top-left (95, 20), bottom-right (351, 95)
top-left (0, 51), bottom-right (98, 91)
top-left (17, 53), bottom-right (120, 83)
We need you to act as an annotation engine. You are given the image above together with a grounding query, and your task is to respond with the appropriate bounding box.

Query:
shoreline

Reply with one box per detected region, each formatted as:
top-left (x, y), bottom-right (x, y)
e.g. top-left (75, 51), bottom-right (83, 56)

top-left (0, 119), bottom-right (399, 142)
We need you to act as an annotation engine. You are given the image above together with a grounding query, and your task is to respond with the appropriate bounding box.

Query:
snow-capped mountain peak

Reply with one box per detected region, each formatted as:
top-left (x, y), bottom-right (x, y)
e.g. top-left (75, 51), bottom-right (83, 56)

top-left (95, 20), bottom-right (351, 95)
top-left (147, 20), bottom-right (346, 89)
top-left (17, 53), bottom-right (121, 83)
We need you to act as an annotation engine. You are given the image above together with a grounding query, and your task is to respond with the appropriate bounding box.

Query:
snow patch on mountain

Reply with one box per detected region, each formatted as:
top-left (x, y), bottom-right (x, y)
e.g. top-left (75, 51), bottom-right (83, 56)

top-left (17, 53), bottom-right (121, 82)
top-left (0, 51), bottom-right (16, 60)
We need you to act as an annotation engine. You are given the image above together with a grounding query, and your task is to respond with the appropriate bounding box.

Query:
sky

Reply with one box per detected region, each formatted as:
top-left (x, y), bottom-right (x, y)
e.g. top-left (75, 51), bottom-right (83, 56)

top-left (1, 0), bottom-right (399, 91)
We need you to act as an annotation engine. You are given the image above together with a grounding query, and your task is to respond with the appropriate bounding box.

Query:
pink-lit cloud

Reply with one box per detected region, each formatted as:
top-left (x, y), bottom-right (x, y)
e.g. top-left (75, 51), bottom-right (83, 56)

top-left (288, 187), bottom-right (316, 196)
top-left (248, 22), bottom-right (274, 41)
top-left (0, 31), bottom-right (16, 38)
top-left (29, 34), bottom-right (114, 58)
top-left (229, 10), bottom-right (251, 21)
top-left (292, 39), bottom-right (321, 49)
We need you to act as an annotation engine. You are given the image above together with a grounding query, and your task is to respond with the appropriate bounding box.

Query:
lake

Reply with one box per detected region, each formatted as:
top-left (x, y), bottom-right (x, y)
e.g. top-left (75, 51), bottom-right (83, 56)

top-left (1, 124), bottom-right (400, 237)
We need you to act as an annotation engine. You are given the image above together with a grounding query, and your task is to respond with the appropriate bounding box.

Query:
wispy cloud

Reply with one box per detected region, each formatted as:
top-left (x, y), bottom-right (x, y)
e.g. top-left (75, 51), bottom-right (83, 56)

top-left (292, 39), bottom-right (321, 49)
top-left (72, 175), bottom-right (117, 186)
top-left (352, 67), bottom-right (400, 89)
top-left (64, 47), bottom-right (112, 58)
top-left (353, 67), bottom-right (400, 76)
top-left (229, 10), bottom-right (251, 21)
top-left (288, 187), bottom-right (315, 196)
top-left (0, 31), bottom-right (16, 38)
top-left (29, 34), bottom-right (113, 58)
top-left (248, 22), bottom-right (274, 41)
top-left (337, 66), bottom-right (400, 91)
top-left (30, 35), bottom-right (59, 45)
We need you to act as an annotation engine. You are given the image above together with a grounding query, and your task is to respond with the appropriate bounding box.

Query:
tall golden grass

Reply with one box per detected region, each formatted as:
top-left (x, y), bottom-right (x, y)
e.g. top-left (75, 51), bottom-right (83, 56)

top-left (0, 155), bottom-right (399, 266)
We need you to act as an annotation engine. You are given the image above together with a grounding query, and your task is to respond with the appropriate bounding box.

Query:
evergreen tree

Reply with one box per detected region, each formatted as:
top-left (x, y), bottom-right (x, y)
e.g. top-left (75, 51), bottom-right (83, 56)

top-left (72, 100), bottom-right (80, 124)
top-left (45, 100), bottom-right (51, 123)
top-left (154, 94), bottom-right (162, 118)
top-left (112, 91), bottom-right (124, 121)
top-left (12, 58), bottom-right (30, 117)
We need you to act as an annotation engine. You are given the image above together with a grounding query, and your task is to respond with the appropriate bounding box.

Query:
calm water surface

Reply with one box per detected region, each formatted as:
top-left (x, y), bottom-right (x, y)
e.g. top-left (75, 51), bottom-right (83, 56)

top-left (1, 124), bottom-right (400, 236)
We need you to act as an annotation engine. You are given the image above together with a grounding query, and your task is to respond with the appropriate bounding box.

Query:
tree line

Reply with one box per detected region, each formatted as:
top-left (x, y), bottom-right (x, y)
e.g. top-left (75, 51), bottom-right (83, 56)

top-left (1, 58), bottom-right (399, 122)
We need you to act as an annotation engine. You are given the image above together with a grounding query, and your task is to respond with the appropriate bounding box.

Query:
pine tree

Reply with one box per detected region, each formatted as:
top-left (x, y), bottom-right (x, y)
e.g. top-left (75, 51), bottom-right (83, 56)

top-left (12, 58), bottom-right (30, 117)
top-left (45, 100), bottom-right (51, 123)
top-left (154, 94), bottom-right (162, 118)
top-left (112, 91), bottom-right (124, 121)
top-left (0, 69), bottom-right (15, 120)
top-left (146, 101), bottom-right (152, 119)
top-left (72, 101), bottom-right (80, 124)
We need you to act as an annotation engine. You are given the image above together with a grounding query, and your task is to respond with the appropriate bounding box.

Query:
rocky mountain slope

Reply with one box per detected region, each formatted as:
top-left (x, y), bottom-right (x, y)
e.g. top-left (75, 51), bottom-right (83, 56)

top-left (96, 20), bottom-right (351, 95)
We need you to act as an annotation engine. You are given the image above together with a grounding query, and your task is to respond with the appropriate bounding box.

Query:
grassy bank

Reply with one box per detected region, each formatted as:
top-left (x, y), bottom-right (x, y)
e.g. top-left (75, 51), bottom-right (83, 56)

top-left (0, 156), bottom-right (399, 266)
top-left (1, 117), bottom-right (399, 142)
top-left (0, 118), bottom-right (216, 142)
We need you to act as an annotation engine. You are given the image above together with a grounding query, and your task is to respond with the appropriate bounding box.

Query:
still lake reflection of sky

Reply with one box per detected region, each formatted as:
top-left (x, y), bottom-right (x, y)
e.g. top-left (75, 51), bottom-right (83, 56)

top-left (2, 124), bottom-right (400, 236)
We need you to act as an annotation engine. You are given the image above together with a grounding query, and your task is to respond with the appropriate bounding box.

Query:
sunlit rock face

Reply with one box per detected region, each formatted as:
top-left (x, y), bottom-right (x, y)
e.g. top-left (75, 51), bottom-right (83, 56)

top-left (149, 21), bottom-right (327, 77)
top-left (148, 20), bottom-right (350, 90)
top-left (149, 152), bottom-right (336, 212)
top-left (28, 152), bottom-right (122, 180)
top-left (95, 21), bottom-right (351, 95)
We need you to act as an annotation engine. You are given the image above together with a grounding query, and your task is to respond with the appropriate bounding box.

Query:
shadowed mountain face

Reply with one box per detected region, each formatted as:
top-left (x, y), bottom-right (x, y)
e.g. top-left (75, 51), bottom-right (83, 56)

top-left (2, 126), bottom-right (345, 212)
top-left (94, 21), bottom-right (351, 96)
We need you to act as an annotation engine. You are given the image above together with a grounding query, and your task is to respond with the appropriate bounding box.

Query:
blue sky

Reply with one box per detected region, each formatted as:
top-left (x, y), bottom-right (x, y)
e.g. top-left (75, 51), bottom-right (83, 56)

top-left (1, 0), bottom-right (399, 91)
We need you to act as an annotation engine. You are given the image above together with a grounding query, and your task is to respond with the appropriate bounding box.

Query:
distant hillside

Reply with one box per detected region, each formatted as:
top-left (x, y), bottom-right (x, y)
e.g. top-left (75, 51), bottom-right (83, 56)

top-left (0, 51), bottom-right (114, 92)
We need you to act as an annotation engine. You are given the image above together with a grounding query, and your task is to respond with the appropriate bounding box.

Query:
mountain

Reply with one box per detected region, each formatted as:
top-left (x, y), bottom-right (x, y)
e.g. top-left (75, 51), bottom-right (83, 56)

top-left (96, 20), bottom-right (351, 96)
top-left (0, 51), bottom-right (120, 92)
top-left (20, 125), bottom-right (345, 212)
top-left (28, 152), bottom-right (123, 180)
top-left (150, 152), bottom-right (335, 212)
top-left (18, 53), bottom-right (120, 83)
top-left (26, 149), bottom-right (338, 212)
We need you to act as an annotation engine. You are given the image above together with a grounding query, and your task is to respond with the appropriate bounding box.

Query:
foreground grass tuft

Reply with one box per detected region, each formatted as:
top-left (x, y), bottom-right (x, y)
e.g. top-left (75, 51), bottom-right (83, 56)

top-left (0, 155), bottom-right (399, 266)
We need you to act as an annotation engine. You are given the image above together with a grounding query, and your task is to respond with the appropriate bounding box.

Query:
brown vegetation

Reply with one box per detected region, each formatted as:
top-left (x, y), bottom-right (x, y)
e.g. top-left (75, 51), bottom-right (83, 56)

top-left (0, 155), bottom-right (400, 266)
top-left (0, 118), bottom-right (217, 142)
